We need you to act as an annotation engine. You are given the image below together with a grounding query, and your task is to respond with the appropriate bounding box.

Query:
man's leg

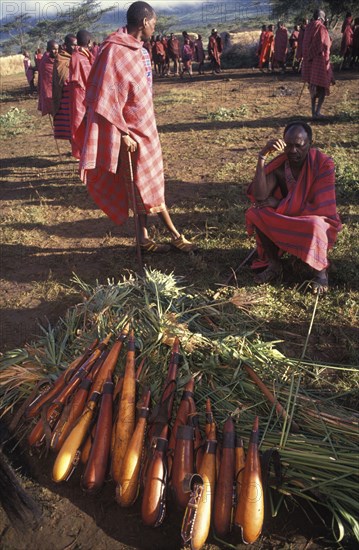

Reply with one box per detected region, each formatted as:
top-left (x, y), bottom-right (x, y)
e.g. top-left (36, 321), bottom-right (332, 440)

top-left (315, 87), bottom-right (326, 117)
top-left (254, 227), bottom-right (283, 283)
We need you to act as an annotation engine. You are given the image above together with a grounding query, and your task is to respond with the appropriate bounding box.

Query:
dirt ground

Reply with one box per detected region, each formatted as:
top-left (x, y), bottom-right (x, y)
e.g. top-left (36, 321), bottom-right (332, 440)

top-left (1, 67), bottom-right (358, 549)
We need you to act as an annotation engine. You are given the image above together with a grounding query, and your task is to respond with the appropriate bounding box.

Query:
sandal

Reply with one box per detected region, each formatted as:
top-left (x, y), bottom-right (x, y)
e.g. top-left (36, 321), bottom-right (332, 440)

top-left (171, 234), bottom-right (197, 253)
top-left (140, 238), bottom-right (171, 253)
top-left (254, 264), bottom-right (283, 285)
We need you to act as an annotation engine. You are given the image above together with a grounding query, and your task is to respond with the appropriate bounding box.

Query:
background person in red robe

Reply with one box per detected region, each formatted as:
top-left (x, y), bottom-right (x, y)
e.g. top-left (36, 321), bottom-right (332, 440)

top-left (296, 19), bottom-right (307, 70)
top-left (208, 28), bottom-right (222, 74)
top-left (256, 25), bottom-right (267, 65)
top-left (340, 13), bottom-right (353, 70)
top-left (153, 35), bottom-right (166, 76)
top-left (69, 29), bottom-right (94, 158)
top-left (180, 37), bottom-right (193, 77)
top-left (80, 1), bottom-right (196, 253)
top-left (23, 51), bottom-right (36, 93)
top-left (301, 9), bottom-right (334, 119)
top-left (246, 122), bottom-right (342, 294)
top-left (194, 34), bottom-right (205, 74)
top-left (167, 33), bottom-right (180, 75)
top-left (288, 24), bottom-right (299, 70)
top-left (34, 48), bottom-right (43, 70)
top-left (38, 40), bottom-right (58, 116)
top-left (273, 21), bottom-right (288, 72)
top-left (258, 24), bottom-right (274, 71)
top-left (350, 17), bottom-right (359, 67)
top-left (52, 34), bottom-right (77, 140)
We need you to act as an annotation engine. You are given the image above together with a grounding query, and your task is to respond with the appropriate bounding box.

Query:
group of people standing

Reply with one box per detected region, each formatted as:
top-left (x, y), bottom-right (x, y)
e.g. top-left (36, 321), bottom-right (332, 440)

top-left (34, 31), bottom-right (97, 159)
top-left (144, 28), bottom-right (223, 77)
top-left (257, 9), bottom-right (359, 119)
top-left (257, 20), bottom-right (312, 74)
top-left (19, 1), bottom-right (345, 292)
top-left (257, 12), bottom-right (359, 75)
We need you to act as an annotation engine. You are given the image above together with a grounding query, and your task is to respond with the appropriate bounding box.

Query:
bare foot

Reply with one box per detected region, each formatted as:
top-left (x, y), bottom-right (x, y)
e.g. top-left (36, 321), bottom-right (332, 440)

top-left (311, 270), bottom-right (329, 294)
top-left (254, 264), bottom-right (283, 284)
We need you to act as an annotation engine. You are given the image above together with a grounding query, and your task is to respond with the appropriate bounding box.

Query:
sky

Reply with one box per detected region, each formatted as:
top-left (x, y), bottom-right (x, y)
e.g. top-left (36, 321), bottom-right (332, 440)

top-left (0, 1), bottom-right (205, 24)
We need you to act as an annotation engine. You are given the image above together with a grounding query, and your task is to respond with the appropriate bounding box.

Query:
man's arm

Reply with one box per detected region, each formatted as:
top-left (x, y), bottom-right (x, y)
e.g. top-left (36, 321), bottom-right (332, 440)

top-left (251, 138), bottom-right (286, 201)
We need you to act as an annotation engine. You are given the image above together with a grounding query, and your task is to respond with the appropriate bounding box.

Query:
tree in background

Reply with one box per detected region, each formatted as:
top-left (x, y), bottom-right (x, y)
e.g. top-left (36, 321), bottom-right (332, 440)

top-left (155, 15), bottom-right (177, 36)
top-left (0, 14), bottom-right (31, 51)
top-left (0, 0), bottom-right (115, 54)
top-left (272, 0), bottom-right (358, 27)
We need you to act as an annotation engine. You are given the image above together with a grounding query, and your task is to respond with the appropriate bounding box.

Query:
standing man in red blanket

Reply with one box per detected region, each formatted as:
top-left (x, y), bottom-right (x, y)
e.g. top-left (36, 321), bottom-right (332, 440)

top-left (340, 12), bottom-right (353, 70)
top-left (259, 24), bottom-right (274, 71)
top-left (273, 21), bottom-right (288, 73)
top-left (80, 1), bottom-right (195, 253)
top-left (69, 30), bottom-right (94, 158)
top-left (246, 122), bottom-right (342, 294)
top-left (167, 33), bottom-right (180, 75)
top-left (38, 40), bottom-right (58, 116)
top-left (301, 9), bottom-right (334, 119)
top-left (208, 29), bottom-right (222, 74)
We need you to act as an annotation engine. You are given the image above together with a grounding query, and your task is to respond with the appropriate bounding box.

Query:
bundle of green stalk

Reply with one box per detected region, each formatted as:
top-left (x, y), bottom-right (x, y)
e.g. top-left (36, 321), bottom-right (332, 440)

top-left (0, 269), bottom-right (358, 545)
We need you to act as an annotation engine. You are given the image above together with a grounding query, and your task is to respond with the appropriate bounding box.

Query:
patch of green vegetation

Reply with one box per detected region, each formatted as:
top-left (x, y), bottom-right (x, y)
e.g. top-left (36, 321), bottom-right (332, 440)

top-left (329, 146), bottom-right (359, 200)
top-left (206, 105), bottom-right (249, 121)
top-left (0, 106), bottom-right (34, 137)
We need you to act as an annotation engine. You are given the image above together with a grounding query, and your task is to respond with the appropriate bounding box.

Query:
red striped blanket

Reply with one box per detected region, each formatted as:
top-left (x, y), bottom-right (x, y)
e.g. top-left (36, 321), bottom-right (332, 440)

top-left (69, 49), bottom-right (93, 158)
top-left (80, 28), bottom-right (165, 225)
top-left (246, 149), bottom-right (342, 271)
top-left (53, 84), bottom-right (71, 140)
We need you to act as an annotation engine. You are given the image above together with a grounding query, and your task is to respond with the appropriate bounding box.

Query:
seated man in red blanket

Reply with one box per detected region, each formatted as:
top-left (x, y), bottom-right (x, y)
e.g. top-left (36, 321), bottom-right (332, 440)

top-left (246, 122), bottom-right (342, 293)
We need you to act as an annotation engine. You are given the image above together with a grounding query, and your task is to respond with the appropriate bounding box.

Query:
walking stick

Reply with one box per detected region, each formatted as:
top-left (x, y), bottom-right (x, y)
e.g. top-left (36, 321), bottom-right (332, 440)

top-left (127, 151), bottom-right (144, 277)
top-left (48, 114), bottom-right (63, 161)
top-left (297, 82), bottom-right (306, 105)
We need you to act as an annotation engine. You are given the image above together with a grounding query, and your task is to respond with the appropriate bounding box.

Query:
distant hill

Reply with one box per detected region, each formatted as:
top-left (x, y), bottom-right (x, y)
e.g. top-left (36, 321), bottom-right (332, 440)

top-left (100, 1), bottom-right (273, 32)
top-left (0, 1), bottom-right (272, 52)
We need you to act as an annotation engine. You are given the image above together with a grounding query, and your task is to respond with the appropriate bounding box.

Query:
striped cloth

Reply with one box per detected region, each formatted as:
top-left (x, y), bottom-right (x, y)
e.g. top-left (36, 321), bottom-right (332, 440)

top-left (246, 149), bottom-right (342, 271)
top-left (301, 20), bottom-right (333, 93)
top-left (53, 84), bottom-right (71, 140)
top-left (80, 27), bottom-right (166, 225)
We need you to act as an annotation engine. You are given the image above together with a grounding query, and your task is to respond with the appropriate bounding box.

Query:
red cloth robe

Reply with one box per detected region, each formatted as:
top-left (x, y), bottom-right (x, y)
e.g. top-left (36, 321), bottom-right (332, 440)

top-left (259, 31), bottom-right (274, 67)
top-left (194, 39), bottom-right (205, 63)
top-left (23, 57), bottom-right (34, 84)
top-left (340, 23), bottom-right (353, 56)
top-left (273, 27), bottom-right (288, 64)
top-left (257, 30), bottom-right (266, 56)
top-left (208, 35), bottom-right (221, 65)
top-left (246, 149), bottom-right (342, 271)
top-left (69, 48), bottom-right (94, 158)
top-left (80, 28), bottom-right (166, 225)
top-left (37, 53), bottom-right (55, 116)
top-left (301, 20), bottom-right (333, 94)
top-left (167, 37), bottom-right (180, 59)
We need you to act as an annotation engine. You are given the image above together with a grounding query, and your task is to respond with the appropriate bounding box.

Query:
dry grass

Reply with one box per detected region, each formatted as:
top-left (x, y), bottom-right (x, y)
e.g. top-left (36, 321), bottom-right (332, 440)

top-left (230, 30), bottom-right (260, 46)
top-left (0, 54), bottom-right (24, 77)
